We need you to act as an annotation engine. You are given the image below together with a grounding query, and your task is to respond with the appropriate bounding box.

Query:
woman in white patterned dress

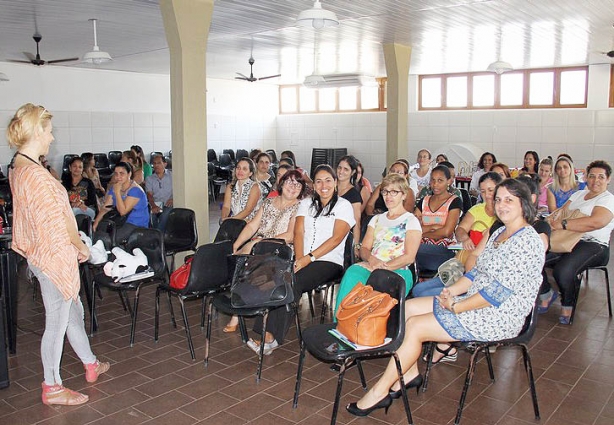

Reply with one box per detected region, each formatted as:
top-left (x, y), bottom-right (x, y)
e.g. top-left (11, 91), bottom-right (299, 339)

top-left (221, 157), bottom-right (261, 222)
top-left (346, 178), bottom-right (544, 418)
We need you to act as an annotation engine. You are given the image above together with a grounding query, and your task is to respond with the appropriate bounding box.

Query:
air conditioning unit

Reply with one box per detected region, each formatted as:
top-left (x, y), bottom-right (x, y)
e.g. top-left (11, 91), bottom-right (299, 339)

top-left (303, 73), bottom-right (377, 88)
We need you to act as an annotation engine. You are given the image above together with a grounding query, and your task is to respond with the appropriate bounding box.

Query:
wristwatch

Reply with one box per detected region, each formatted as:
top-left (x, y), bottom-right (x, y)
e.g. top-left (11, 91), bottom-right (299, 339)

top-left (561, 219), bottom-right (568, 230)
top-left (308, 253), bottom-right (316, 262)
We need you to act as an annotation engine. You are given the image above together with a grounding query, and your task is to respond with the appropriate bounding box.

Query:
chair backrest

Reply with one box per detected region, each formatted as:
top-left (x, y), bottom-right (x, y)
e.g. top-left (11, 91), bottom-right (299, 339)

top-left (213, 218), bottom-right (247, 243)
top-left (458, 188), bottom-right (472, 215)
top-left (266, 149), bottom-right (278, 163)
top-left (125, 228), bottom-right (167, 279)
top-left (236, 149), bottom-right (249, 160)
top-left (218, 153), bottom-right (232, 167)
top-left (183, 240), bottom-right (233, 293)
top-left (76, 215), bottom-right (93, 238)
top-left (62, 154), bottom-right (80, 173)
top-left (365, 269), bottom-right (406, 343)
top-left (164, 208), bottom-right (198, 251)
top-left (108, 151), bottom-right (122, 166)
top-left (506, 302), bottom-right (539, 344)
top-left (222, 149), bottom-right (236, 161)
top-left (164, 155), bottom-right (172, 170)
top-left (93, 153), bottom-right (110, 169)
top-left (342, 230), bottom-right (355, 270)
top-left (251, 239), bottom-right (293, 260)
top-left (149, 151), bottom-right (164, 164)
top-left (207, 149), bottom-right (218, 163)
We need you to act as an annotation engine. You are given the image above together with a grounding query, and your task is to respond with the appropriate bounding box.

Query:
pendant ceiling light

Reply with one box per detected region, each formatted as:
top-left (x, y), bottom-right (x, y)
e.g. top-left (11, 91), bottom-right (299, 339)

top-left (0, 72), bottom-right (9, 82)
top-left (83, 19), bottom-right (112, 65)
top-left (487, 60), bottom-right (513, 74)
top-left (297, 0), bottom-right (339, 29)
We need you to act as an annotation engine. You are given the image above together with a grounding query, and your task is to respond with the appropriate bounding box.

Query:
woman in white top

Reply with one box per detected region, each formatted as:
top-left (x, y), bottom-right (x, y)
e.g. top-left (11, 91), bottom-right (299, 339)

top-left (469, 152), bottom-right (497, 196)
top-left (544, 160), bottom-right (614, 324)
top-left (410, 149), bottom-right (432, 191)
top-left (248, 165), bottom-right (355, 355)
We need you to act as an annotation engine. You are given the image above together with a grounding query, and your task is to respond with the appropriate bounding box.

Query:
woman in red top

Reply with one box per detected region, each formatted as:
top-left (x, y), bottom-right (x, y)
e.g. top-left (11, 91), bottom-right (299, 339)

top-left (7, 104), bottom-right (109, 406)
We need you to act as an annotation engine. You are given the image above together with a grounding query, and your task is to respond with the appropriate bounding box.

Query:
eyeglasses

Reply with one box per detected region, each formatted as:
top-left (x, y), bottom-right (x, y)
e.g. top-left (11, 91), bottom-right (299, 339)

top-left (284, 180), bottom-right (302, 189)
top-left (381, 189), bottom-right (402, 196)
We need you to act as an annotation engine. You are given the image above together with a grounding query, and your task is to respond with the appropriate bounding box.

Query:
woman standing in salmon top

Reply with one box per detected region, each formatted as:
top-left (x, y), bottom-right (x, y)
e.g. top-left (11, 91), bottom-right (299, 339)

top-left (7, 103), bottom-right (110, 406)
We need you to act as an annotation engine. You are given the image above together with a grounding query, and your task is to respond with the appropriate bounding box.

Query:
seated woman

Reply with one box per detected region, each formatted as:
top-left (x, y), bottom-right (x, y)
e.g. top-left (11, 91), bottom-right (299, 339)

top-left (490, 162), bottom-right (511, 180)
top-left (266, 163), bottom-right (293, 198)
top-left (334, 174), bottom-right (422, 314)
top-left (93, 162), bottom-right (149, 244)
top-left (62, 156), bottom-right (98, 220)
top-left (414, 165), bottom-right (462, 272)
top-left (131, 145), bottom-right (152, 179)
top-left (81, 152), bottom-right (106, 211)
top-left (547, 155), bottom-right (586, 212)
top-left (366, 160), bottom-right (417, 216)
top-left (247, 165), bottom-right (355, 355)
top-left (336, 155), bottom-right (363, 253)
top-left (254, 152), bottom-right (276, 198)
top-left (520, 150), bottom-right (539, 175)
top-left (221, 157), bottom-right (261, 223)
top-left (469, 152), bottom-right (497, 197)
top-left (537, 157), bottom-right (553, 212)
top-left (355, 160), bottom-right (372, 213)
top-left (346, 179), bottom-right (545, 417)
top-left (122, 150), bottom-right (144, 186)
top-left (412, 172), bottom-right (502, 297)
top-left (410, 149), bottom-right (432, 191)
top-left (543, 160), bottom-right (614, 324)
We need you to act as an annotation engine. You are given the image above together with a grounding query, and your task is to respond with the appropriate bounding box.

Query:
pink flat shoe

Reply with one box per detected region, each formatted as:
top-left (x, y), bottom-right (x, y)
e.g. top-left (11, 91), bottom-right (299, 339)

top-left (84, 360), bottom-right (110, 383)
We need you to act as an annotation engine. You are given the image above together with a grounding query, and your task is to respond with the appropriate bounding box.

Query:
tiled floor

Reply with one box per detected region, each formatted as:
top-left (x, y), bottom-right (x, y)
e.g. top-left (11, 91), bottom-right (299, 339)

top-left (1, 205), bottom-right (614, 424)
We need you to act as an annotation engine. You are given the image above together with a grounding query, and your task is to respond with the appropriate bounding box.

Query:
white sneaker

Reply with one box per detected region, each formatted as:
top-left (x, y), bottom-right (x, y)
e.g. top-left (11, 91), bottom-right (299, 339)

top-left (247, 338), bottom-right (279, 356)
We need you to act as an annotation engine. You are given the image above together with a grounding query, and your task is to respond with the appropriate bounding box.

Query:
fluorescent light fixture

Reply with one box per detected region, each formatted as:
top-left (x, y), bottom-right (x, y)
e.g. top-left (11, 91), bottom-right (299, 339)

top-left (487, 60), bottom-right (513, 74)
top-left (297, 0), bottom-right (339, 29)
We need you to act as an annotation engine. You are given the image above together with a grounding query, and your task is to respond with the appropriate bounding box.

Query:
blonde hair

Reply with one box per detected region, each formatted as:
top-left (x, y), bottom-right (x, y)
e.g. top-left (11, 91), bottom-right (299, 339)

top-left (381, 173), bottom-right (410, 195)
top-left (6, 103), bottom-right (53, 149)
top-left (552, 156), bottom-right (579, 192)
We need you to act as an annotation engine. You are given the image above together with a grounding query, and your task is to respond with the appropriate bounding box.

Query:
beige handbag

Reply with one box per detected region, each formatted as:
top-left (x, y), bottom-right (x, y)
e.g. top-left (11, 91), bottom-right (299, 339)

top-left (549, 209), bottom-right (587, 253)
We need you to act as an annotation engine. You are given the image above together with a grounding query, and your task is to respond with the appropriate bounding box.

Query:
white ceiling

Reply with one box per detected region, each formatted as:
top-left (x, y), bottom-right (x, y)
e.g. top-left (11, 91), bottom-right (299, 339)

top-left (1, 0), bottom-right (614, 84)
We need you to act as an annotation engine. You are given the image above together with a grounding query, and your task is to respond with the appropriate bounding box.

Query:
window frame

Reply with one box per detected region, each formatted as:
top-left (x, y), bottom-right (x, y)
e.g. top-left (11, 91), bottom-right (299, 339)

top-left (418, 66), bottom-right (588, 111)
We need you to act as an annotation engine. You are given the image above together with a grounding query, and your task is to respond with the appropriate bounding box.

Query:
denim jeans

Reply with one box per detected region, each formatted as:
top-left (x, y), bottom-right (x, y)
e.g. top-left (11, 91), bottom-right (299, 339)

top-left (412, 276), bottom-right (445, 297)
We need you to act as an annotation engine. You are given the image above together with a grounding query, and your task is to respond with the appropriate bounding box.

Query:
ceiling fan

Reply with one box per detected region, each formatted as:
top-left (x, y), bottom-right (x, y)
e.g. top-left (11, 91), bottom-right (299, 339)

top-left (235, 57), bottom-right (280, 82)
top-left (9, 34), bottom-right (78, 66)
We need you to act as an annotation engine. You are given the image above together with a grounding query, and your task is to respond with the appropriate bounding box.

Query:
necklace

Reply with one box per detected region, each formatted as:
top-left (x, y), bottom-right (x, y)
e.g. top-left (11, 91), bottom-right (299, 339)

top-left (16, 151), bottom-right (40, 166)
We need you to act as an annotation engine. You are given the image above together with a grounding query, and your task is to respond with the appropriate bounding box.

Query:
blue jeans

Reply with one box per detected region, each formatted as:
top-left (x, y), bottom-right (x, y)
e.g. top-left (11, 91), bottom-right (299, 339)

top-left (152, 206), bottom-right (173, 232)
top-left (412, 276), bottom-right (445, 297)
top-left (416, 243), bottom-right (455, 272)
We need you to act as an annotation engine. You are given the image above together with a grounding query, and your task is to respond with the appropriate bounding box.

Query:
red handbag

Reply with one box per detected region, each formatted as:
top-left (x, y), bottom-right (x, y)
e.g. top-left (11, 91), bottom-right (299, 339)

top-left (169, 257), bottom-right (193, 290)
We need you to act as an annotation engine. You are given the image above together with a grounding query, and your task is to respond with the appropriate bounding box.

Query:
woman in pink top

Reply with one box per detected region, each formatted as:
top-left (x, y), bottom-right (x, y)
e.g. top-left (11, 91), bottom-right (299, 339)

top-left (537, 157), bottom-right (553, 212)
top-left (7, 104), bottom-right (109, 406)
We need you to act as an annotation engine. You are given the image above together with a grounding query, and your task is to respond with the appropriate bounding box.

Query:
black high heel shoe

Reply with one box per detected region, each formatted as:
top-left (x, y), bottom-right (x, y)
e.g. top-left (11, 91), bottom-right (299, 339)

top-left (346, 394), bottom-right (393, 417)
top-left (389, 374), bottom-right (424, 399)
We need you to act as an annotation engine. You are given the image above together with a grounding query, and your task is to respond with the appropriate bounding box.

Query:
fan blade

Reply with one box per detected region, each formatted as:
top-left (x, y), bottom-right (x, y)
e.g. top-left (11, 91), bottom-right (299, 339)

top-left (47, 57), bottom-right (79, 64)
top-left (258, 74), bottom-right (281, 81)
top-left (7, 59), bottom-right (32, 64)
top-left (235, 76), bottom-right (249, 81)
top-left (236, 72), bottom-right (249, 79)
top-left (23, 52), bottom-right (36, 61)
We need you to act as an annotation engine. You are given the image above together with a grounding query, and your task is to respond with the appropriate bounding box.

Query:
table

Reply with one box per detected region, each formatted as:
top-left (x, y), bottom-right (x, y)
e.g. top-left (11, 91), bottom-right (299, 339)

top-left (455, 176), bottom-right (472, 191)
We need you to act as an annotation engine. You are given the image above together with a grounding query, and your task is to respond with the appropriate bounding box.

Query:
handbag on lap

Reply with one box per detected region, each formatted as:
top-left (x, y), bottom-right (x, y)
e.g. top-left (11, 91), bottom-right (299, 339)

top-left (549, 209), bottom-right (587, 253)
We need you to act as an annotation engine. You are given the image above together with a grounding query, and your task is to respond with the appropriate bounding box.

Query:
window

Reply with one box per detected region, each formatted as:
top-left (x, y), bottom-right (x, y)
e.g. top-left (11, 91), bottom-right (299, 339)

top-left (279, 78), bottom-right (387, 114)
top-left (419, 66), bottom-right (587, 110)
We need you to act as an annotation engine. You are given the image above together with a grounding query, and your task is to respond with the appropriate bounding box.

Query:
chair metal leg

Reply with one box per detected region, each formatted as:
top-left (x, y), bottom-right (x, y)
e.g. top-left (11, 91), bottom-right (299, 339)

top-left (330, 364), bottom-right (347, 425)
top-left (178, 297), bottom-right (195, 360)
top-left (484, 346), bottom-right (495, 382)
top-left (204, 298), bottom-right (213, 367)
top-left (167, 292), bottom-right (177, 328)
top-left (356, 359), bottom-right (367, 389)
top-left (422, 342), bottom-right (435, 392)
top-left (603, 267), bottom-right (612, 317)
top-left (570, 275), bottom-right (583, 324)
top-left (200, 297), bottom-right (207, 329)
top-left (238, 316), bottom-right (249, 343)
top-left (454, 349), bottom-right (480, 425)
top-left (118, 290), bottom-right (129, 312)
top-left (129, 286), bottom-right (142, 347)
top-left (256, 311), bottom-right (268, 383)
top-left (393, 353), bottom-right (414, 425)
top-left (292, 341), bottom-right (306, 408)
top-left (90, 281), bottom-right (97, 337)
top-left (154, 286), bottom-right (161, 342)
top-left (521, 345), bottom-right (540, 419)
top-left (308, 292), bottom-right (316, 319)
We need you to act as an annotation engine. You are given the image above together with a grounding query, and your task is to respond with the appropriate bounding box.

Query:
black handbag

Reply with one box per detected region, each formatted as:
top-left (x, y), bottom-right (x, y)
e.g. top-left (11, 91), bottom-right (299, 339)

top-left (230, 251), bottom-right (294, 309)
top-left (102, 207), bottom-right (127, 227)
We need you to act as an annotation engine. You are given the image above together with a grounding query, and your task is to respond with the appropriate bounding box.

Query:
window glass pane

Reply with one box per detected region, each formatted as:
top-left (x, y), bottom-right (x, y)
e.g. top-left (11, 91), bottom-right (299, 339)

top-left (383, 80), bottom-right (387, 109)
top-left (421, 78), bottom-right (441, 107)
top-left (361, 85), bottom-right (379, 109)
top-left (339, 87), bottom-right (357, 110)
top-left (500, 73), bottom-right (523, 105)
top-left (472, 74), bottom-right (495, 107)
top-left (280, 87), bottom-right (297, 113)
top-left (529, 72), bottom-right (554, 105)
top-left (560, 70), bottom-right (586, 104)
top-left (318, 88), bottom-right (336, 111)
top-left (299, 87), bottom-right (316, 112)
top-left (446, 76), bottom-right (467, 107)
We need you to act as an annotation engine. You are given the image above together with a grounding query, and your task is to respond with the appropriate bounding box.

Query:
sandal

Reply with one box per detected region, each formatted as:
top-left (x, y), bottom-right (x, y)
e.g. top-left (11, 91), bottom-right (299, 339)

top-left (423, 344), bottom-right (457, 364)
top-left (223, 323), bottom-right (238, 333)
top-left (84, 360), bottom-right (110, 383)
top-left (41, 383), bottom-right (89, 406)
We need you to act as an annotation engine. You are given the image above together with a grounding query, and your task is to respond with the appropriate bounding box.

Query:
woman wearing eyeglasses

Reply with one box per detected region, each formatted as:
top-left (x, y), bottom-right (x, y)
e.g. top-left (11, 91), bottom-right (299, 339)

top-left (334, 174), bottom-right (422, 313)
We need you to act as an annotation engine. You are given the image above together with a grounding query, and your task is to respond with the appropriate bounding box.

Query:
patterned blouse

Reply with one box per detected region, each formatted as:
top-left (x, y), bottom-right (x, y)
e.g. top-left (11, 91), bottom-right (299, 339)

top-left (433, 225), bottom-right (544, 341)
top-left (230, 179), bottom-right (261, 221)
top-left (368, 212), bottom-right (422, 262)
top-left (255, 197), bottom-right (299, 239)
top-left (419, 194), bottom-right (461, 246)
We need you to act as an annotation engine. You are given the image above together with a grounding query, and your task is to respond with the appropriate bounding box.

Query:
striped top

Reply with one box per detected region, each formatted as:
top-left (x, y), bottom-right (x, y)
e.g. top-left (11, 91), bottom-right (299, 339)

top-left (10, 164), bottom-right (80, 300)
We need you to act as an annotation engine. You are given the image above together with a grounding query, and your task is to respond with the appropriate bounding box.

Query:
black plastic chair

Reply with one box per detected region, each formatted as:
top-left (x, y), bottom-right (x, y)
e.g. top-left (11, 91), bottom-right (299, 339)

top-left (154, 240), bottom-right (233, 359)
top-left (236, 149), bottom-right (249, 161)
top-left (62, 154), bottom-right (79, 174)
top-left (90, 228), bottom-right (167, 346)
top-left (293, 269), bottom-right (412, 425)
top-left (206, 241), bottom-right (297, 382)
top-left (216, 153), bottom-right (233, 181)
top-left (207, 149), bottom-right (218, 164)
top-left (458, 188), bottom-right (472, 216)
top-left (164, 155), bottom-right (172, 170)
top-left (163, 208), bottom-right (198, 274)
top-left (222, 149), bottom-right (236, 163)
top-left (93, 153), bottom-right (110, 169)
top-left (213, 218), bottom-right (246, 244)
top-left (423, 303), bottom-right (541, 425)
top-left (266, 149), bottom-right (278, 164)
top-left (570, 250), bottom-right (612, 323)
top-left (75, 214), bottom-right (93, 238)
top-left (108, 150), bottom-right (122, 167)
top-left (308, 231), bottom-right (354, 323)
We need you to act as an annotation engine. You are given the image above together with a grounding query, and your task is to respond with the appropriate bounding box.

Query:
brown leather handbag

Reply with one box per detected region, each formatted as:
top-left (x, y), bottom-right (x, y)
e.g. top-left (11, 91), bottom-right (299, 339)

top-left (336, 283), bottom-right (398, 346)
top-left (549, 209), bottom-right (587, 253)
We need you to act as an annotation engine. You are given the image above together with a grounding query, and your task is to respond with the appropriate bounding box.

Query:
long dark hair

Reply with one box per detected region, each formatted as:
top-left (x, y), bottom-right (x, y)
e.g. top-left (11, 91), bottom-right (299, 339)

top-left (337, 155), bottom-right (359, 186)
top-left (311, 164), bottom-right (338, 218)
top-left (522, 151), bottom-right (539, 174)
top-left (478, 152), bottom-right (497, 170)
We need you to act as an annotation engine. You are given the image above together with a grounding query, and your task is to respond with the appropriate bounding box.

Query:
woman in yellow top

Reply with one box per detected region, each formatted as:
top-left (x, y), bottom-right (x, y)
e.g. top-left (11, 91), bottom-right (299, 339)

top-left (7, 104), bottom-right (109, 406)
